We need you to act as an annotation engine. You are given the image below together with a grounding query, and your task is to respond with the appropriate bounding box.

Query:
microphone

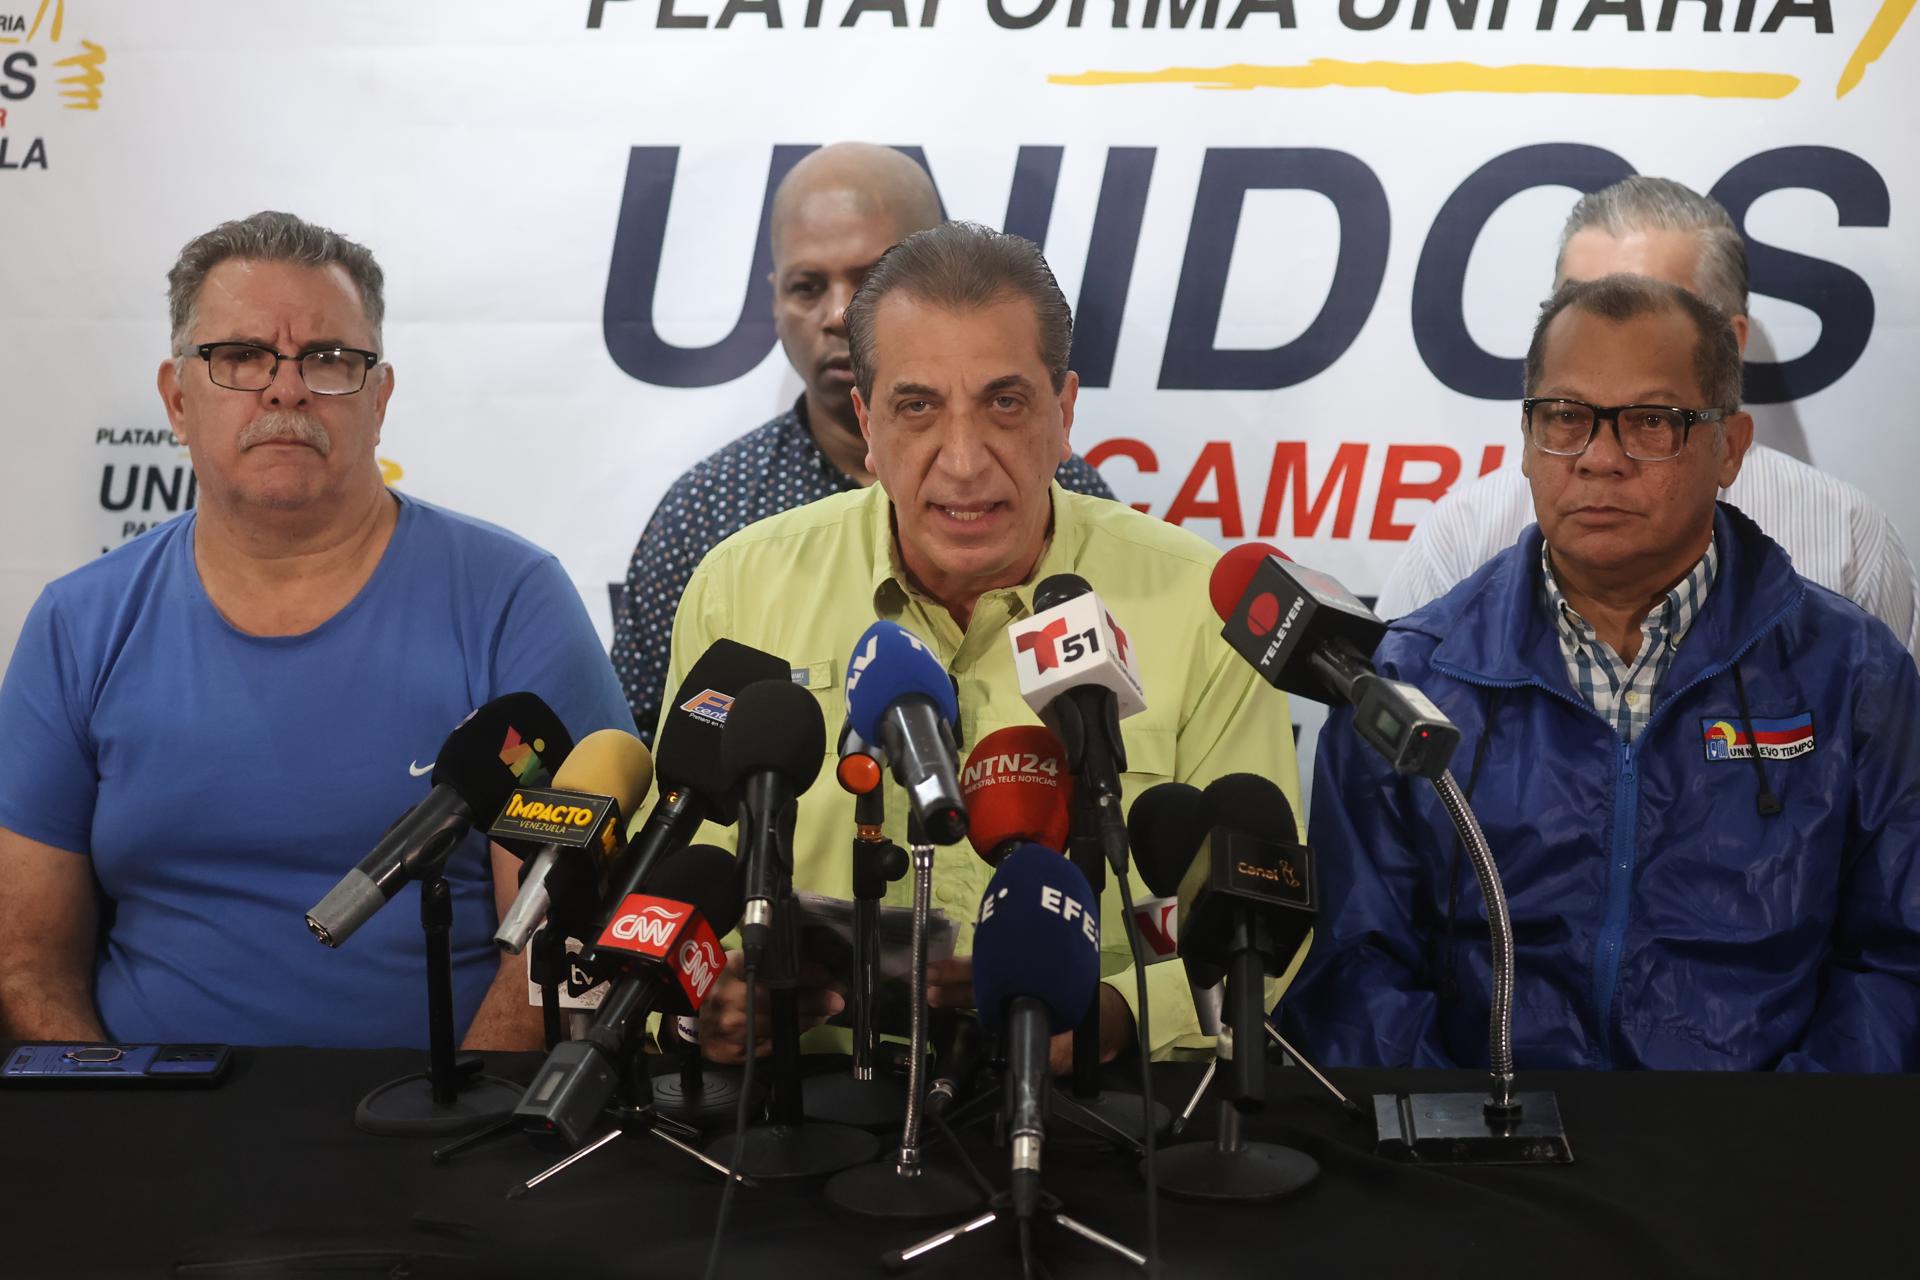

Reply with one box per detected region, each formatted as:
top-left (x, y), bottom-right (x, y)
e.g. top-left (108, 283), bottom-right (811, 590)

top-left (1184, 774), bottom-right (1316, 1109)
top-left (579, 639), bottom-right (789, 978)
top-left (1007, 574), bottom-right (1142, 873)
top-left (1127, 781), bottom-right (1225, 1028)
top-left (925, 1011), bottom-right (986, 1121)
top-left (516, 842), bottom-right (742, 1145)
top-left (1210, 543), bottom-right (1460, 778)
top-left (845, 620), bottom-right (967, 845)
top-left (971, 843), bottom-right (1101, 1221)
top-left (719, 677), bottom-right (826, 972)
top-left (961, 725), bottom-right (1074, 864)
top-left (492, 729), bottom-right (656, 954)
top-left (307, 692), bottom-right (575, 948)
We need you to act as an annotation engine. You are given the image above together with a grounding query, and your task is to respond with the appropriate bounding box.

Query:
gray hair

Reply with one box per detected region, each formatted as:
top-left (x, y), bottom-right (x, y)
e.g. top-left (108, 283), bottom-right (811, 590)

top-left (1525, 274), bottom-right (1743, 413)
top-left (166, 211), bottom-right (386, 356)
top-left (1555, 176), bottom-right (1749, 318)
top-left (845, 221), bottom-right (1072, 401)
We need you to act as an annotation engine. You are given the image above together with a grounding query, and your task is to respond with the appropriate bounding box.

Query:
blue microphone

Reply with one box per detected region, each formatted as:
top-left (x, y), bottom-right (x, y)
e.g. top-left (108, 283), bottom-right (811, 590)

top-left (972, 843), bottom-right (1101, 1220)
top-left (845, 620), bottom-right (967, 845)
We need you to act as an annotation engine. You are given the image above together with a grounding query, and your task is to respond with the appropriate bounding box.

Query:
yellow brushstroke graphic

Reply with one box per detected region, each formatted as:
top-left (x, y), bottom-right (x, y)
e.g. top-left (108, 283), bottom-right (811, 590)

top-left (1049, 59), bottom-right (1797, 100)
top-left (1838, 0), bottom-right (1915, 98)
top-left (54, 39), bottom-right (104, 110)
top-left (379, 457), bottom-right (406, 486)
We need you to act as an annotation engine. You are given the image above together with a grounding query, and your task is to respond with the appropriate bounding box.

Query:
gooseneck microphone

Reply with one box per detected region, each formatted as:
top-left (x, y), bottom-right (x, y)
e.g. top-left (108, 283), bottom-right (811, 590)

top-left (719, 678), bottom-right (826, 972)
top-left (971, 844), bottom-right (1102, 1222)
top-left (579, 639), bottom-right (789, 979)
top-left (492, 728), bottom-right (656, 954)
top-left (307, 692), bottom-right (575, 948)
top-left (1210, 542), bottom-right (1460, 778)
top-left (961, 725), bottom-right (1074, 865)
top-left (844, 620), bottom-right (968, 846)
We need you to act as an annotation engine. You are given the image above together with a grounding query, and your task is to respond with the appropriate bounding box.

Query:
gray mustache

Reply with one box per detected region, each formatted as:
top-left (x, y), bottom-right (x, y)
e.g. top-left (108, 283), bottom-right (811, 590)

top-left (238, 411), bottom-right (332, 457)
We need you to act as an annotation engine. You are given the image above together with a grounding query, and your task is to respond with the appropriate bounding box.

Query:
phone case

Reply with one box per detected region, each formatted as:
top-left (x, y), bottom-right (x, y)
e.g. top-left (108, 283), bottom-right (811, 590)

top-left (1, 1043), bottom-right (231, 1086)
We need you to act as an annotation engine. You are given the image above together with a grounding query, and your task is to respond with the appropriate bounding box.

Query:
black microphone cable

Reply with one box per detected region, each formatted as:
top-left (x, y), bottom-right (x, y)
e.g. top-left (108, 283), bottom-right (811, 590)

top-left (703, 979), bottom-right (757, 1280)
top-left (1114, 862), bottom-right (1162, 1279)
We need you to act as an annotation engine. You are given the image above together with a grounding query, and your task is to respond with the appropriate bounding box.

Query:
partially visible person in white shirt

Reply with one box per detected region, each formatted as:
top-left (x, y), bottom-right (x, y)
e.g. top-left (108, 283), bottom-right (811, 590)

top-left (1376, 176), bottom-right (1919, 659)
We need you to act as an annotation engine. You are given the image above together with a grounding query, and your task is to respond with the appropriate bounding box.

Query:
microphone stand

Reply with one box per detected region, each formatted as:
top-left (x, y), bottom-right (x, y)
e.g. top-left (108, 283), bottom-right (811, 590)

top-left (1148, 920), bottom-right (1321, 1202)
top-left (825, 811), bottom-right (981, 1219)
top-left (1371, 771), bottom-right (1571, 1164)
top-left (504, 1041), bottom-right (752, 1199)
top-left (702, 793), bottom-right (877, 1179)
top-left (1050, 783), bottom-right (1166, 1154)
top-left (355, 868), bottom-right (524, 1137)
top-left (886, 1190), bottom-right (1147, 1276)
top-left (805, 785), bottom-right (912, 1129)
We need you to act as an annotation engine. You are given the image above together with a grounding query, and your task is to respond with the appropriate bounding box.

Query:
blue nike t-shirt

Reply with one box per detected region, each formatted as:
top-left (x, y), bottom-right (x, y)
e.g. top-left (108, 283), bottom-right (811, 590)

top-left (0, 491), bottom-right (633, 1048)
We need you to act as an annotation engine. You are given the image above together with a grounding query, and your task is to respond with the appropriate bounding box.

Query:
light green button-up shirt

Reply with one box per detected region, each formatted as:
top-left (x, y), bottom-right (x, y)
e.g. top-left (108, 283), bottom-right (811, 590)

top-left (662, 481), bottom-right (1303, 1056)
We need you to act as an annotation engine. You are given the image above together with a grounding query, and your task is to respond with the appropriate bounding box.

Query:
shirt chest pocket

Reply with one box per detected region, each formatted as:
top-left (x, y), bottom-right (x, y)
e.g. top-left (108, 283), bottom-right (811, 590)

top-left (790, 659), bottom-right (841, 751)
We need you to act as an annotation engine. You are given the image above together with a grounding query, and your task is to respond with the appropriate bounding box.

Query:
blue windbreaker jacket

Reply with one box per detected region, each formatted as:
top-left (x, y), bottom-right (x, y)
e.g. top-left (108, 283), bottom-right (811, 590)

top-left (1283, 504), bottom-right (1920, 1071)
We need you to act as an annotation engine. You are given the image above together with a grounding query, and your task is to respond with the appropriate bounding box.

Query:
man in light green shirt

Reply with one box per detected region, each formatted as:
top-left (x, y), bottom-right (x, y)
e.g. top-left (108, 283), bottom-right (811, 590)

top-left (670, 221), bottom-right (1301, 1066)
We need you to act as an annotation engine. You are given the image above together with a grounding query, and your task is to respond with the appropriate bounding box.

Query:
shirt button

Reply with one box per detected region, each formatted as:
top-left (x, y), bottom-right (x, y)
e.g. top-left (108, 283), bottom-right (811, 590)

top-left (1624, 691), bottom-right (1639, 706)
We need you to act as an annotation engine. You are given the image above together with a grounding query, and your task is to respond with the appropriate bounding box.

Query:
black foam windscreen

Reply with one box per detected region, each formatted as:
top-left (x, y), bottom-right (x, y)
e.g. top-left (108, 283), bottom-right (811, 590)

top-left (719, 677), bottom-right (826, 794)
top-left (430, 692), bottom-right (576, 824)
top-left (643, 842), bottom-right (745, 935)
top-left (655, 639), bottom-right (792, 808)
top-left (1032, 572), bottom-right (1092, 612)
top-left (1202, 772), bottom-right (1299, 844)
top-left (1126, 782), bottom-right (1211, 898)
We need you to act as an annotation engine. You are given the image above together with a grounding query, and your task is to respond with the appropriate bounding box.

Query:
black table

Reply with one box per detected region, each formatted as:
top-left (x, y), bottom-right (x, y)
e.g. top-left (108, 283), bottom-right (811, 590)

top-left (3, 1047), bottom-right (1910, 1278)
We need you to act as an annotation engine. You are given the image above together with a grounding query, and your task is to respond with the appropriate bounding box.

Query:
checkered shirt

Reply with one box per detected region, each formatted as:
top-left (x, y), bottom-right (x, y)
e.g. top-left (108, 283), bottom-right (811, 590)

top-left (1539, 536), bottom-right (1719, 743)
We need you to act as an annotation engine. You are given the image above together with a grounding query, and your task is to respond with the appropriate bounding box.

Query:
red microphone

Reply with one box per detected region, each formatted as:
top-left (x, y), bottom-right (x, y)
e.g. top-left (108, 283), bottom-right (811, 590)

top-left (593, 892), bottom-right (726, 1012)
top-left (961, 726), bottom-right (1074, 864)
top-left (1207, 541), bottom-right (1290, 623)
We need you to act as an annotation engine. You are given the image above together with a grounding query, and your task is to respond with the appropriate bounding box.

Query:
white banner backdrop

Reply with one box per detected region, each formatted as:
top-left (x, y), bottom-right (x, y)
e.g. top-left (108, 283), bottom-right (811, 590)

top-left (3, 0), bottom-right (1916, 681)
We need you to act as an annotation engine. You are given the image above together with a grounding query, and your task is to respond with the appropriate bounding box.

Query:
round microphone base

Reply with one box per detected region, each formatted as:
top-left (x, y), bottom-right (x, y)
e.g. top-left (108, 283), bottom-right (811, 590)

top-left (704, 1121), bottom-right (879, 1181)
top-left (1145, 1139), bottom-right (1320, 1202)
top-left (354, 1071), bottom-right (524, 1138)
top-left (651, 1067), bottom-right (757, 1130)
top-left (824, 1158), bottom-right (982, 1220)
top-left (804, 1071), bottom-right (911, 1131)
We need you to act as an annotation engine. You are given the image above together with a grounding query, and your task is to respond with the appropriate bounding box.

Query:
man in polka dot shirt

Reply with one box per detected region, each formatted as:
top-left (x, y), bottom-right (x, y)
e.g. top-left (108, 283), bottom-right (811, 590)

top-left (611, 143), bottom-right (1113, 741)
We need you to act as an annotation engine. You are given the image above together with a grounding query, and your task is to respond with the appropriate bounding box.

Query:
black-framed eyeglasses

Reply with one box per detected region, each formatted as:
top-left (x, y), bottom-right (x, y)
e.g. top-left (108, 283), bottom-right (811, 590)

top-left (194, 342), bottom-right (380, 395)
top-left (1522, 397), bottom-right (1726, 463)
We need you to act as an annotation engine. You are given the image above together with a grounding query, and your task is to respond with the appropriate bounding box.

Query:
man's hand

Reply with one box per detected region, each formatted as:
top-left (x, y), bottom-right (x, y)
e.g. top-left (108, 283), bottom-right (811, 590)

top-left (926, 955), bottom-right (974, 1010)
top-left (1047, 983), bottom-right (1135, 1074)
top-left (697, 949), bottom-right (845, 1064)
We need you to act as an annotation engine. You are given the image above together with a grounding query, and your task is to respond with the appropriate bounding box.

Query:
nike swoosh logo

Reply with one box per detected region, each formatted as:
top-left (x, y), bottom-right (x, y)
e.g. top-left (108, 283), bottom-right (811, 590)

top-left (408, 760), bottom-right (434, 777)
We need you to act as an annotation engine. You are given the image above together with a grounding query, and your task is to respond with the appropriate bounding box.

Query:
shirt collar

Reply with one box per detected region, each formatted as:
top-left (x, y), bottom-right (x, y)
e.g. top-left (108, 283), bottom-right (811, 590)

top-left (1539, 533), bottom-right (1720, 657)
top-left (867, 482), bottom-right (1077, 623)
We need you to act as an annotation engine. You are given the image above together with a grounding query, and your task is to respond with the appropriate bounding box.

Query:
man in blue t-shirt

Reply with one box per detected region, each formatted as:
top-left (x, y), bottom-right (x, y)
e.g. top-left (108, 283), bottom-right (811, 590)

top-left (0, 212), bottom-right (632, 1050)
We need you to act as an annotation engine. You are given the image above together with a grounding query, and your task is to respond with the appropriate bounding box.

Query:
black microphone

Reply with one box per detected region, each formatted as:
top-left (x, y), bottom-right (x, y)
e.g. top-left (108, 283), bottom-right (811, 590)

top-left (1211, 543), bottom-right (1460, 779)
top-left (719, 678), bottom-right (826, 972)
top-left (1128, 781), bottom-right (1226, 1025)
top-left (1180, 774), bottom-right (1316, 1110)
top-left (925, 1011), bottom-right (985, 1122)
top-left (579, 639), bottom-right (789, 979)
top-left (306, 692), bottom-right (575, 947)
top-left (515, 843), bottom-right (742, 1146)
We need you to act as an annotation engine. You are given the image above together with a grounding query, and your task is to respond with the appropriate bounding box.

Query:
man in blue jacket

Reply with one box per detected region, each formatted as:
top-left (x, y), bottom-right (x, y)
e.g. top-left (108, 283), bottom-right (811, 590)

top-left (1284, 273), bottom-right (1920, 1072)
